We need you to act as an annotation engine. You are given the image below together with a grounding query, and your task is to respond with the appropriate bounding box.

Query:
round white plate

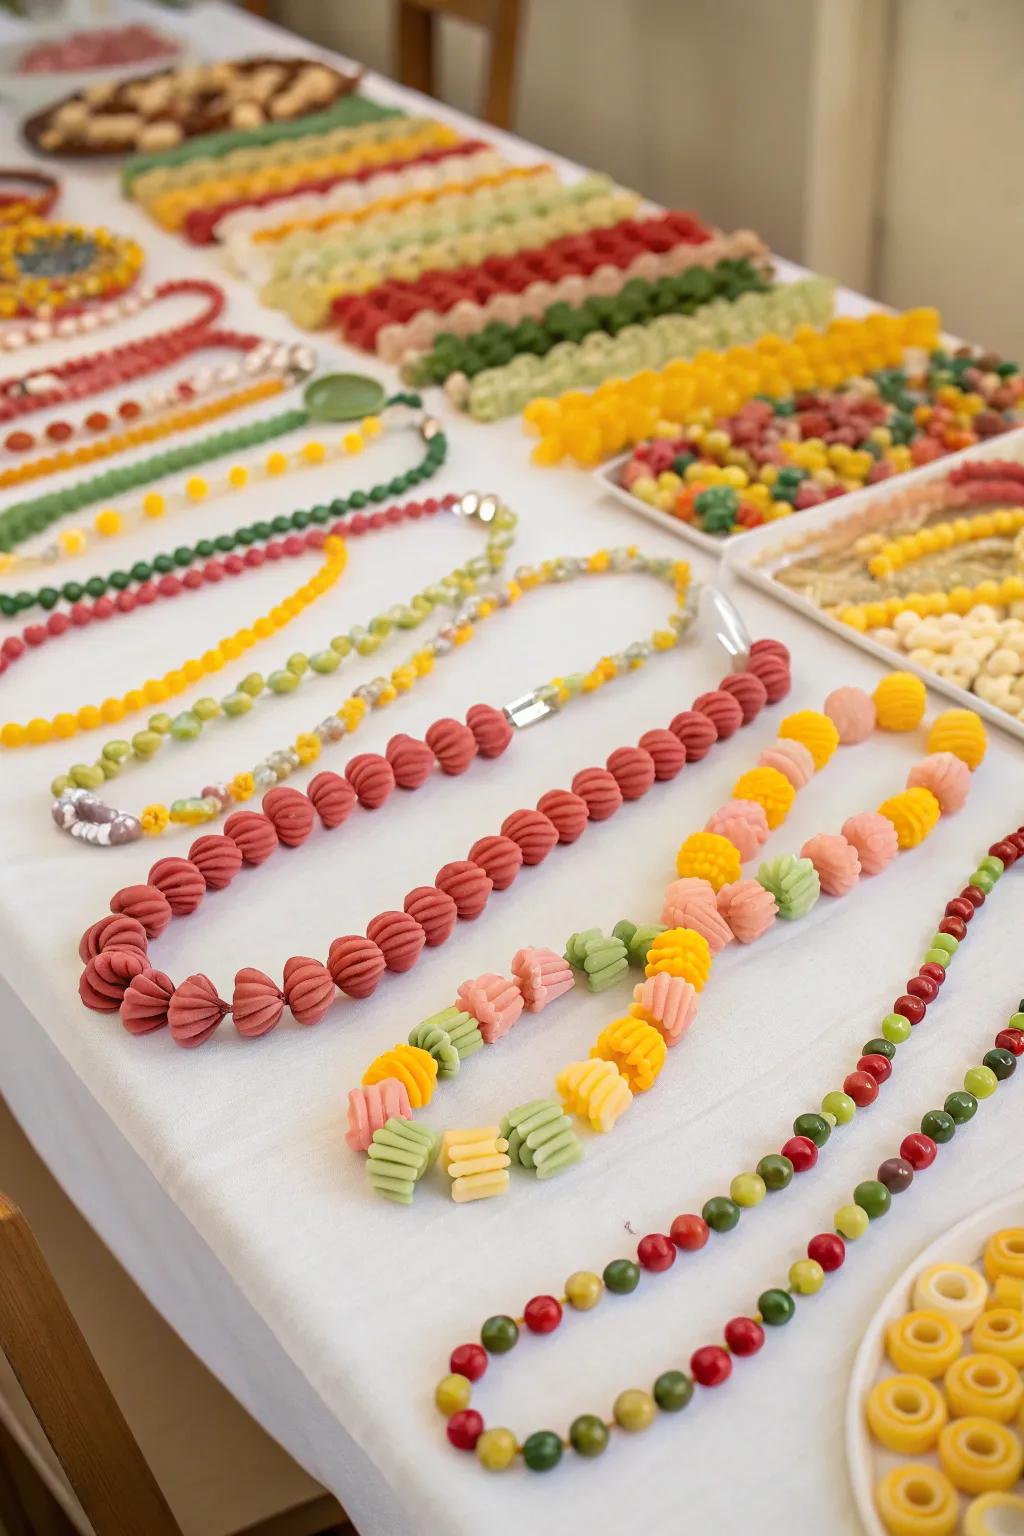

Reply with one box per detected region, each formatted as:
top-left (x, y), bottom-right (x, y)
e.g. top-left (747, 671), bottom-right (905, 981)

top-left (846, 1189), bottom-right (1024, 1536)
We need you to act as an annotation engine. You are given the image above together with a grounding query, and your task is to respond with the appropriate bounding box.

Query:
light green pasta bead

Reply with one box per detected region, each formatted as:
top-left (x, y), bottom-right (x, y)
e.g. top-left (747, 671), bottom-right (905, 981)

top-left (929, 932), bottom-right (959, 956)
top-left (240, 673), bottom-right (265, 697)
top-left (579, 934), bottom-right (629, 992)
top-left (267, 669), bottom-right (300, 694)
top-left (101, 739), bottom-right (131, 763)
top-left (330, 634), bottom-right (353, 656)
top-left (612, 918), bottom-right (637, 952)
top-left (366, 1118), bottom-right (441, 1205)
top-left (309, 648), bottom-right (340, 674)
top-left (406, 1013), bottom-right (479, 1078)
top-left (500, 1099), bottom-right (563, 1165)
top-left (68, 762), bottom-right (105, 789)
top-left (625, 924), bottom-right (667, 968)
top-left (565, 929), bottom-right (603, 970)
top-left (757, 854), bottom-right (821, 920)
top-left (148, 712), bottom-right (172, 734)
top-left (192, 697), bottom-right (221, 722)
top-left (170, 711), bottom-right (202, 741)
top-left (355, 634), bottom-right (381, 657)
top-left (130, 729), bottom-right (163, 759)
top-left (286, 652), bottom-right (309, 677)
top-left (51, 774), bottom-right (72, 797)
top-left (923, 948), bottom-right (949, 969)
top-left (430, 1007), bottom-right (483, 1062)
top-left (368, 615), bottom-right (393, 638)
top-left (221, 691), bottom-right (253, 717)
top-left (99, 755), bottom-right (121, 780)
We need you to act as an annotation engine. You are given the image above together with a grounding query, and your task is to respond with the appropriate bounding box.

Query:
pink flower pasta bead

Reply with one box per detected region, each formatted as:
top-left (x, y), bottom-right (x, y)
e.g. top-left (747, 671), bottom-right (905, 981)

top-left (824, 686), bottom-right (876, 744)
top-left (661, 877), bottom-right (733, 954)
top-left (906, 752), bottom-right (971, 815)
top-left (456, 973), bottom-right (524, 1043)
top-left (757, 739), bottom-right (815, 791)
top-left (511, 947), bottom-right (575, 1012)
top-left (841, 811), bottom-right (899, 875)
top-left (716, 879), bottom-right (778, 943)
top-left (800, 833), bottom-right (861, 897)
top-left (704, 799), bottom-right (770, 863)
top-left (630, 973), bottom-right (698, 1046)
top-left (345, 1079), bottom-right (412, 1152)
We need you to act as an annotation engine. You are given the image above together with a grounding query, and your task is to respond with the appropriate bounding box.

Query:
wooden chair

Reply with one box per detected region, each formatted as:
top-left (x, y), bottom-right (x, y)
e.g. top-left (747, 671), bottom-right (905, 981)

top-left (395, 0), bottom-right (525, 129)
top-left (0, 1099), bottom-right (350, 1536)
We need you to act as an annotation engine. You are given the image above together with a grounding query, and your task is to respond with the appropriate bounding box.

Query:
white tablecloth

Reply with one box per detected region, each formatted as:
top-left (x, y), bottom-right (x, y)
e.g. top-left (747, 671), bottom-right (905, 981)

top-left (1, 8), bottom-right (1022, 1535)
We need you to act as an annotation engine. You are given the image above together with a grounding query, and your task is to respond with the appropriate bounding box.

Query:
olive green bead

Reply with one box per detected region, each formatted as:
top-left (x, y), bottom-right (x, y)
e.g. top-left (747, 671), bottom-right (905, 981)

top-left (853, 1180), bottom-right (891, 1219)
top-left (69, 763), bottom-right (105, 789)
top-left (970, 870), bottom-right (995, 894)
top-left (613, 1389), bottom-right (655, 1432)
top-left (653, 1370), bottom-right (693, 1411)
top-left (267, 669), bottom-right (300, 694)
top-left (863, 1037), bottom-right (896, 1061)
top-left (921, 1108), bottom-right (956, 1143)
top-left (944, 1090), bottom-right (977, 1124)
top-left (883, 1012), bottom-right (913, 1044)
top-left (965, 1064), bottom-right (998, 1099)
top-left (480, 1315), bottom-right (519, 1354)
top-left (569, 1414), bottom-right (609, 1457)
top-left (355, 633), bottom-right (381, 656)
top-left (101, 739), bottom-right (131, 762)
top-left (221, 692), bottom-right (253, 717)
top-left (522, 1431), bottom-right (562, 1472)
top-left (755, 1154), bottom-right (793, 1192)
top-left (286, 652), bottom-right (309, 676)
top-left (793, 1112), bottom-right (831, 1147)
top-left (330, 635), bottom-right (353, 656)
top-left (758, 1288), bottom-right (795, 1326)
top-left (310, 649), bottom-right (340, 674)
top-left (603, 1258), bottom-right (640, 1294)
top-left (240, 673), bottom-right (265, 697)
top-left (99, 756), bottom-right (121, 779)
top-left (702, 1196), bottom-right (740, 1232)
top-left (984, 1047), bottom-right (1016, 1081)
top-left (130, 729), bottom-right (163, 758)
top-left (192, 697), bottom-right (221, 721)
top-left (170, 711), bottom-right (202, 741)
top-left (148, 712), bottom-right (172, 734)
top-left (51, 774), bottom-right (71, 797)
top-left (368, 615), bottom-right (393, 637)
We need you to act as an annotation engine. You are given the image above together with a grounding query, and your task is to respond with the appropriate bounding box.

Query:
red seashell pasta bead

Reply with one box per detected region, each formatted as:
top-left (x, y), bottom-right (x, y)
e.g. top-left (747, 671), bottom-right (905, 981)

top-left (435, 860), bottom-right (492, 919)
top-left (667, 710), bottom-right (716, 760)
top-left (79, 947), bottom-right (151, 1013)
top-left (327, 935), bottom-right (386, 998)
top-left (79, 912), bottom-right (147, 961)
top-left (167, 973), bottom-right (228, 1048)
top-left (570, 766), bottom-right (622, 821)
top-left (425, 717), bottom-right (477, 775)
top-left (346, 753), bottom-right (396, 810)
top-left (403, 885), bottom-right (458, 946)
top-left (109, 883), bottom-right (172, 939)
top-left (467, 834), bottom-right (523, 890)
top-left (535, 788), bottom-right (589, 842)
top-left (282, 956), bottom-right (336, 1025)
top-left (306, 771), bottom-right (356, 828)
top-left (500, 809), bottom-right (558, 865)
top-left (120, 969), bottom-right (174, 1034)
top-left (224, 811), bottom-right (278, 865)
top-left (637, 728), bottom-right (686, 781)
top-left (385, 733), bottom-right (435, 789)
top-left (465, 702), bottom-right (512, 758)
top-left (366, 910), bottom-right (426, 972)
top-left (231, 967), bottom-right (285, 1037)
top-left (147, 856), bottom-right (206, 916)
top-left (262, 786), bottom-right (316, 846)
top-left (606, 745), bottom-right (656, 800)
top-left (693, 689), bottom-right (744, 740)
top-left (188, 833), bottom-right (243, 889)
top-left (746, 651), bottom-right (791, 704)
top-left (718, 671), bottom-right (768, 723)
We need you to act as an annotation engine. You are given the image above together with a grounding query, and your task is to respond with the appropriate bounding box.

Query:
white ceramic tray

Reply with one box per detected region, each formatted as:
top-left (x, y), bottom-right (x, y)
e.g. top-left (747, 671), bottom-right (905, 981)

top-left (846, 1189), bottom-right (1024, 1536)
top-left (594, 451), bottom-right (743, 556)
top-left (0, 25), bottom-right (188, 115)
top-left (719, 426), bottom-right (1024, 745)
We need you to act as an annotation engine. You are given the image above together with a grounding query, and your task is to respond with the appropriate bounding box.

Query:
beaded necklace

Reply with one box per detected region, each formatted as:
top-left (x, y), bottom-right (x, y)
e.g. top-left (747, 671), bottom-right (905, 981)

top-left (0, 218), bottom-right (143, 320)
top-left (434, 824), bottom-right (1024, 1473)
top-left (74, 550), bottom-right (701, 1010)
top-left (0, 277), bottom-right (185, 354)
top-left (352, 676), bottom-right (986, 1196)
top-left (51, 491), bottom-right (518, 841)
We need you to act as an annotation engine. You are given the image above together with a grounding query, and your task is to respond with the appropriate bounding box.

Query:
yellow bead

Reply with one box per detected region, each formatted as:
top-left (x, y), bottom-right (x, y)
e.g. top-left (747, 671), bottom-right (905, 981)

top-left (58, 527), bottom-right (87, 555)
top-left (835, 1204), bottom-right (870, 1240)
top-left (476, 1427), bottom-right (518, 1472)
top-left (100, 698), bottom-right (125, 724)
top-left (730, 1172), bottom-right (766, 1208)
top-left (778, 709), bottom-right (839, 769)
top-left (789, 1259), bottom-right (824, 1295)
top-left (565, 1271), bottom-right (603, 1310)
top-left (76, 705), bottom-right (102, 730)
top-left (52, 712), bottom-right (77, 739)
top-left (185, 475), bottom-right (208, 502)
top-left (434, 1374), bottom-right (472, 1417)
top-left (644, 926), bottom-right (712, 991)
top-left (987, 1276), bottom-right (1024, 1312)
top-left (945, 1354), bottom-right (1023, 1423)
top-left (94, 508), bottom-right (122, 537)
top-left (732, 765), bottom-right (796, 830)
top-left (342, 431), bottom-right (364, 454)
top-left (265, 450), bottom-right (288, 475)
top-left (26, 717), bottom-right (52, 745)
top-left (886, 1310), bottom-right (963, 1378)
top-left (926, 708), bottom-right (987, 770)
top-left (142, 492), bottom-right (165, 518)
top-left (875, 1464), bottom-right (958, 1536)
top-left (143, 680), bottom-right (170, 704)
top-left (591, 1017), bottom-right (666, 1093)
top-left (363, 1044), bottom-right (437, 1107)
top-left (877, 787), bottom-right (941, 849)
top-left (674, 831), bottom-right (742, 892)
top-left (972, 1311), bottom-right (1024, 1369)
top-left (227, 465), bottom-right (249, 489)
top-left (938, 1417), bottom-right (1023, 1495)
top-left (301, 440), bottom-right (326, 463)
top-left (874, 670), bottom-right (928, 731)
top-left (867, 1373), bottom-right (948, 1453)
top-left (362, 415), bottom-right (382, 438)
top-left (613, 1389), bottom-right (655, 1433)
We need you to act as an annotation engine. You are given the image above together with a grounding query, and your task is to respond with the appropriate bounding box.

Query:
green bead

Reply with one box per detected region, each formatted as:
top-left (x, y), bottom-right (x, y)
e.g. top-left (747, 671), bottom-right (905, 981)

top-left (978, 854), bottom-right (1004, 878)
top-left (330, 635), bottom-right (353, 656)
top-left (221, 692), bottom-right (253, 717)
top-left (130, 730), bottom-right (162, 758)
top-left (883, 1012), bottom-right (913, 1044)
top-left (267, 669), bottom-right (300, 694)
top-left (984, 1047), bottom-right (1016, 1081)
top-left (569, 1414), bottom-right (609, 1457)
top-left (101, 739), bottom-right (130, 762)
top-left (149, 713), bottom-right (172, 734)
top-left (310, 649), bottom-right (340, 674)
top-left (369, 615), bottom-right (393, 637)
top-left (286, 652), bottom-right (309, 676)
top-left (480, 1315), bottom-right (519, 1354)
top-left (1009, 1012), bottom-right (1024, 1031)
top-left (821, 1091), bottom-right (856, 1125)
top-left (192, 697), bottom-right (221, 721)
top-left (603, 1258), bottom-right (640, 1294)
top-left (921, 1108), bottom-right (956, 1143)
top-left (922, 949), bottom-right (949, 969)
top-left (240, 673), bottom-right (265, 697)
top-left (355, 633), bottom-right (381, 656)
top-left (755, 1154), bottom-right (793, 1192)
top-left (793, 1112), bottom-right (831, 1147)
top-left (944, 1090), bottom-right (977, 1124)
top-left (653, 1371), bottom-right (693, 1411)
top-left (702, 1196), bottom-right (740, 1233)
top-left (853, 1180), bottom-right (891, 1220)
top-left (929, 932), bottom-right (959, 955)
top-left (862, 1037), bottom-right (896, 1061)
top-left (965, 1064), bottom-right (998, 1099)
top-left (170, 711), bottom-right (202, 741)
top-left (522, 1431), bottom-right (562, 1472)
top-left (970, 870), bottom-right (995, 894)
top-left (758, 1288), bottom-right (795, 1326)
top-left (69, 762), bottom-right (105, 789)
top-left (51, 774), bottom-right (71, 796)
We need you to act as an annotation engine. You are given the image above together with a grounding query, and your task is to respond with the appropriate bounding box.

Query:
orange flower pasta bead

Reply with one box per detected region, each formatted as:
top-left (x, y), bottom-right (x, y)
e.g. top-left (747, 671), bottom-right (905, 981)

top-left (866, 1373), bottom-right (947, 1454)
top-left (590, 1017), bottom-right (666, 1093)
top-left (556, 1058), bottom-right (632, 1132)
top-left (877, 787), bottom-right (941, 849)
top-left (777, 709), bottom-right (839, 769)
top-left (674, 831), bottom-right (741, 891)
top-left (732, 766), bottom-right (796, 831)
top-left (363, 1043), bottom-right (438, 1108)
top-left (643, 927), bottom-right (712, 991)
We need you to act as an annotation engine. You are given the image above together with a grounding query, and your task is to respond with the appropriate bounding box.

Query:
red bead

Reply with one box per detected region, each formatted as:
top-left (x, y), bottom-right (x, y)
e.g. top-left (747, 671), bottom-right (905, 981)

top-left (843, 1070), bottom-right (879, 1107)
top-left (857, 1053), bottom-right (893, 1085)
top-left (938, 916), bottom-right (967, 941)
top-left (47, 611), bottom-right (69, 635)
top-left (23, 623), bottom-right (46, 646)
top-left (523, 1295), bottom-right (562, 1334)
top-left (808, 1233), bottom-right (846, 1272)
top-left (5, 430), bottom-right (33, 452)
top-left (85, 411), bottom-right (110, 432)
top-left (669, 1213), bottom-right (709, 1251)
top-left (961, 884), bottom-right (986, 908)
top-left (450, 1342), bottom-right (487, 1381)
top-left (995, 1028), bottom-right (1024, 1056)
top-left (945, 896), bottom-right (974, 922)
top-left (900, 1132), bottom-right (937, 1170)
top-left (446, 1409), bottom-right (484, 1450)
top-left (989, 840), bottom-right (1018, 867)
top-left (45, 419), bottom-right (73, 442)
top-left (1, 635), bottom-right (24, 659)
top-left (781, 1134), bottom-right (818, 1172)
top-left (119, 399), bottom-right (142, 420)
top-left (637, 1233), bottom-right (676, 1272)
top-left (893, 994), bottom-right (926, 1025)
top-left (690, 1345), bottom-right (732, 1386)
top-left (907, 974), bottom-right (939, 1002)
top-left (919, 962), bottom-right (946, 988)
top-left (93, 597), bottom-right (113, 619)
top-left (723, 1317), bottom-right (764, 1356)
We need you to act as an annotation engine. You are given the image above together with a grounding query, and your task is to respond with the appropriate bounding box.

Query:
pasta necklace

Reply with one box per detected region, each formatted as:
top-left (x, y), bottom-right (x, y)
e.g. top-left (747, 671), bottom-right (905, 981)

top-left (349, 677), bottom-right (987, 1201)
top-left (433, 822), bottom-right (1024, 1473)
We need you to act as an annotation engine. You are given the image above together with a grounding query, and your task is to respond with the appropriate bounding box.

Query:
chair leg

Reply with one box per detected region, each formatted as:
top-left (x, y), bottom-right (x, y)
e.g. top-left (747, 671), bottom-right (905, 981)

top-left (396, 1), bottom-right (437, 99)
top-left (0, 1419), bottom-right (79, 1536)
top-left (483, 0), bottom-right (523, 128)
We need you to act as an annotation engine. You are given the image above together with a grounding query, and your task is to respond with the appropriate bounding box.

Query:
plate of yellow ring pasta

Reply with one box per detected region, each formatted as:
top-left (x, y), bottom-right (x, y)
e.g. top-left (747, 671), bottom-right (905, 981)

top-left (847, 1191), bottom-right (1024, 1536)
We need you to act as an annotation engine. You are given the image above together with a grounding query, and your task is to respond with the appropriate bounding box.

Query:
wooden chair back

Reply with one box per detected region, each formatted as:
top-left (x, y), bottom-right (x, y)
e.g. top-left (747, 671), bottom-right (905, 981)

top-left (0, 1192), bottom-right (183, 1536)
top-left (395, 0), bottom-right (525, 128)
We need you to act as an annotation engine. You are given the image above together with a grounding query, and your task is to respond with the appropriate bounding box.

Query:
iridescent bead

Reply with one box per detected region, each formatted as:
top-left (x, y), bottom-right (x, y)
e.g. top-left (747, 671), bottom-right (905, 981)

top-left (254, 765), bottom-right (277, 790)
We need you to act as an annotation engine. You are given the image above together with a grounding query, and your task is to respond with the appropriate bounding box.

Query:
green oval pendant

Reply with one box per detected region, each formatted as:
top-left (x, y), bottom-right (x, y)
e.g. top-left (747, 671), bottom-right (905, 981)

top-left (303, 373), bottom-right (387, 423)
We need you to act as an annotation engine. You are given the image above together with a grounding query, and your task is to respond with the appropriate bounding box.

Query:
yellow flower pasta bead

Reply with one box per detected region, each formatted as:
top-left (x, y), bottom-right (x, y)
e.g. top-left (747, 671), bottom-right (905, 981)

top-left (886, 1310), bottom-right (963, 1378)
top-left (777, 709), bottom-right (839, 769)
top-left (874, 670), bottom-right (928, 731)
top-left (732, 765), bottom-right (796, 830)
top-left (556, 1058), bottom-right (632, 1132)
top-left (643, 927), bottom-right (712, 991)
top-left (945, 1354), bottom-right (1024, 1424)
top-left (964, 1492), bottom-right (1024, 1536)
top-left (984, 1228), bottom-right (1024, 1282)
top-left (877, 787), bottom-right (941, 850)
top-left (363, 1043), bottom-right (438, 1108)
top-left (874, 1465), bottom-right (958, 1536)
top-left (913, 1262), bottom-right (989, 1330)
top-left (441, 1126), bottom-right (511, 1203)
top-left (927, 707), bottom-right (988, 771)
top-left (674, 831), bottom-right (741, 892)
top-left (591, 1017), bottom-right (666, 1093)
top-left (866, 1374), bottom-right (948, 1454)
top-left (986, 1276), bottom-right (1024, 1311)
top-left (938, 1417), bottom-right (1023, 1495)
top-left (972, 1310), bottom-right (1024, 1368)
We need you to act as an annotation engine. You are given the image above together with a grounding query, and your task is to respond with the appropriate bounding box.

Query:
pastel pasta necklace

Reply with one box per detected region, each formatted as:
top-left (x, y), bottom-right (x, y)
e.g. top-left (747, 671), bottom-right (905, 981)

top-left (51, 491), bottom-right (519, 843)
top-left (349, 674), bottom-right (987, 1198)
top-left (433, 822), bottom-right (1024, 1473)
top-left (74, 553), bottom-right (715, 1023)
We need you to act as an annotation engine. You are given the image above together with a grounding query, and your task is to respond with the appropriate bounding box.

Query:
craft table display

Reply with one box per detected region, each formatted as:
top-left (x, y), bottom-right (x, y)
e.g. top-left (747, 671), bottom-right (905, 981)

top-left (1, 9), bottom-right (1024, 1536)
